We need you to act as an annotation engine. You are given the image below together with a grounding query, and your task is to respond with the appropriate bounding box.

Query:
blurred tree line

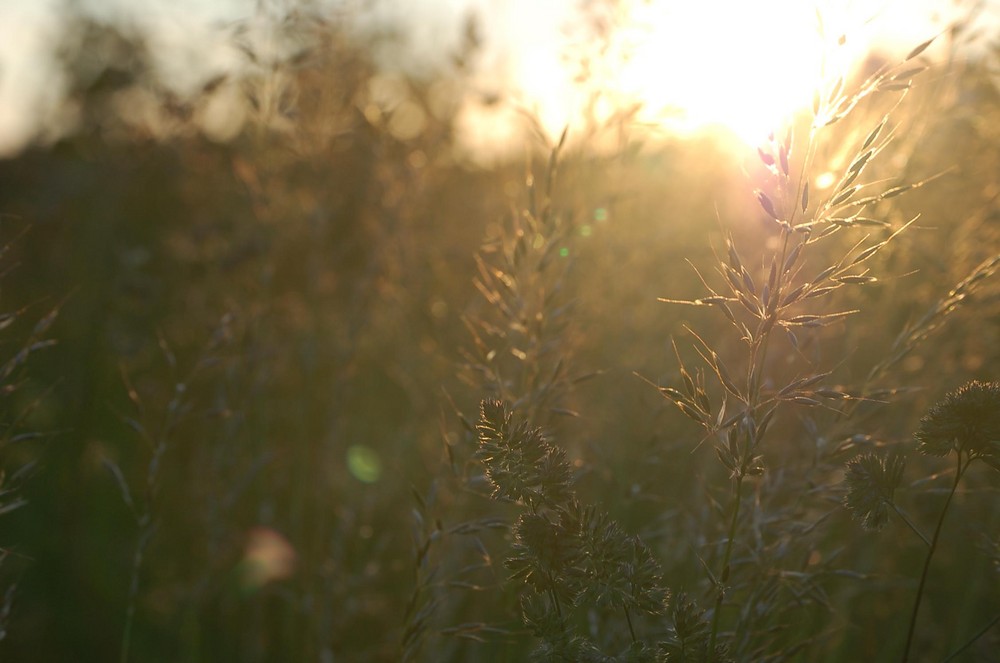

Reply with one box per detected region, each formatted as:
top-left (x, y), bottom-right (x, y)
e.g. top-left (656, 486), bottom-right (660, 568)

top-left (0, 6), bottom-right (502, 660)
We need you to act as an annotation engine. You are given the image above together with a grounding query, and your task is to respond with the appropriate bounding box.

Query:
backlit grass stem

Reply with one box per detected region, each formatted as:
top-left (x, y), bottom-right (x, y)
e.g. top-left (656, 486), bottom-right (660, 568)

top-left (708, 473), bottom-right (745, 656)
top-left (900, 453), bottom-right (968, 663)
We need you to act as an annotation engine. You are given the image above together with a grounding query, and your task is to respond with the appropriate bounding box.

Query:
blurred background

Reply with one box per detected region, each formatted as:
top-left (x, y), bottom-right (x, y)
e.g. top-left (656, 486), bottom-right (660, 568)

top-left (0, 0), bottom-right (997, 660)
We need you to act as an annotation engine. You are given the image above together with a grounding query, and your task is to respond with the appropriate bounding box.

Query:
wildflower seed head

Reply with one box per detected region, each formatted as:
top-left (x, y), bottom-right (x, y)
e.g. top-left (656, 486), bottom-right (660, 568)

top-left (506, 512), bottom-right (580, 597)
top-left (475, 398), bottom-right (575, 507)
top-left (914, 381), bottom-right (1000, 464)
top-left (659, 592), bottom-right (733, 662)
top-left (843, 452), bottom-right (905, 531)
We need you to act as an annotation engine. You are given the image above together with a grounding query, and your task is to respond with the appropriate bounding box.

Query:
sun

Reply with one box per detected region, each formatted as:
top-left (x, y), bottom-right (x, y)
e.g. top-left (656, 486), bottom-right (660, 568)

top-left (458, 0), bottom-right (954, 161)
top-left (491, 0), bottom-right (875, 155)
top-left (617, 0), bottom-right (853, 146)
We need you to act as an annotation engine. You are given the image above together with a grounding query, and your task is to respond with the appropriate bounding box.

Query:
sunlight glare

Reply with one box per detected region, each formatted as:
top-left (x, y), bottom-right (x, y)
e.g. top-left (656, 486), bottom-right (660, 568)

top-left (469, 0), bottom-right (882, 160)
top-left (621, 0), bottom-right (847, 146)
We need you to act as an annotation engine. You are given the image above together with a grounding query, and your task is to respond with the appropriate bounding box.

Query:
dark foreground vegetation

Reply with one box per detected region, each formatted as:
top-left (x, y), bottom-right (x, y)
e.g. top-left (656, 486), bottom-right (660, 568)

top-left (0, 4), bottom-right (997, 662)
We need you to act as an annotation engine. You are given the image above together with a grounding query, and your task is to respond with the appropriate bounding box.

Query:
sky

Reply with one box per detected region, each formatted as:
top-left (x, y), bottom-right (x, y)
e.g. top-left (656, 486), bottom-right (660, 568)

top-left (0, 0), bottom-right (996, 157)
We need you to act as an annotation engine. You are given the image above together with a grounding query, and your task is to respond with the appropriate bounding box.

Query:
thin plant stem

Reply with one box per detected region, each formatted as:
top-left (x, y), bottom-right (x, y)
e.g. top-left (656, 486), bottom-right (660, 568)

top-left (121, 524), bottom-right (153, 663)
top-left (890, 503), bottom-right (932, 548)
top-left (940, 613), bottom-right (1000, 663)
top-left (708, 473), bottom-right (745, 656)
top-left (547, 579), bottom-right (562, 620)
top-left (120, 551), bottom-right (140, 663)
top-left (623, 605), bottom-right (637, 643)
top-left (901, 453), bottom-right (967, 663)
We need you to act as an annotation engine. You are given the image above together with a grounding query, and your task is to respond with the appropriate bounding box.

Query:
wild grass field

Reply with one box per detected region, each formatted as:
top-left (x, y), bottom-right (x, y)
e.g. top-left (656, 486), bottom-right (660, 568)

top-left (0, 2), bottom-right (998, 662)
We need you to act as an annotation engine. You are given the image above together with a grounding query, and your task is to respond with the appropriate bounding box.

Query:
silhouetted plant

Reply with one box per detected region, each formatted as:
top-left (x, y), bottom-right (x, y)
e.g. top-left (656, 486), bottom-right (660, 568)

top-left (650, 38), bottom-right (952, 659)
top-left (0, 229), bottom-right (59, 647)
top-left (900, 381), bottom-right (1000, 662)
top-left (402, 131), bottom-right (588, 658)
top-left (106, 316), bottom-right (233, 663)
top-left (842, 452), bottom-right (906, 532)
top-left (658, 593), bottom-right (731, 663)
top-left (841, 380), bottom-right (1000, 662)
top-left (914, 380), bottom-right (1000, 467)
top-left (476, 398), bottom-right (670, 660)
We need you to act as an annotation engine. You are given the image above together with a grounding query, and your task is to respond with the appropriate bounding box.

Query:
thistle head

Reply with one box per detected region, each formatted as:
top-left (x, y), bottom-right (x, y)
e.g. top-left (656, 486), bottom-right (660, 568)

top-left (914, 380), bottom-right (1000, 469)
top-left (843, 452), bottom-right (905, 531)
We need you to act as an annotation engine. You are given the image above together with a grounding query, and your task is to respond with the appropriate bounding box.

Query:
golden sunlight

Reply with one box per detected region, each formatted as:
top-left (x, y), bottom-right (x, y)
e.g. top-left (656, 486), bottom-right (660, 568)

top-left (480, 0), bottom-right (955, 156)
top-left (620, 0), bottom-right (841, 144)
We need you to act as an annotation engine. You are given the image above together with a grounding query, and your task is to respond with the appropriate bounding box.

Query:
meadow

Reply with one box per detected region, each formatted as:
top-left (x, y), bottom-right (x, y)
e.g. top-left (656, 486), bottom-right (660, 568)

top-left (0, 4), bottom-right (997, 662)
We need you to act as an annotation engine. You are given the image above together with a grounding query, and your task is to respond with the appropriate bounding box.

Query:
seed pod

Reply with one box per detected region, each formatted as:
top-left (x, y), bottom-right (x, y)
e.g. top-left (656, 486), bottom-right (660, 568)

top-left (862, 116), bottom-right (887, 150)
top-left (780, 283), bottom-right (806, 307)
top-left (784, 242), bottom-right (803, 274)
top-left (756, 191), bottom-right (778, 219)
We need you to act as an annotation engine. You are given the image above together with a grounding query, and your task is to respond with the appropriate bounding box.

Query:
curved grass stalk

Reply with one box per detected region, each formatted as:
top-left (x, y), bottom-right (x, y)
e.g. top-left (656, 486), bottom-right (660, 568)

top-left (900, 453), bottom-right (968, 663)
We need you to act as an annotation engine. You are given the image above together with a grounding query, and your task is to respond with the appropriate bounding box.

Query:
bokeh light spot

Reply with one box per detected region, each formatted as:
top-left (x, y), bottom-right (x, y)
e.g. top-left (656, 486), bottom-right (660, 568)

top-left (815, 171), bottom-right (837, 190)
top-left (240, 527), bottom-right (296, 594)
top-left (347, 445), bottom-right (382, 483)
top-left (388, 99), bottom-right (427, 141)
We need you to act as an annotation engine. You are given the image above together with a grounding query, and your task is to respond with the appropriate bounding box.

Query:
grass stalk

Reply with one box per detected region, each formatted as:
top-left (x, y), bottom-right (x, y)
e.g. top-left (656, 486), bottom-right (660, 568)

top-left (940, 613), bottom-right (1000, 663)
top-left (623, 605), bottom-right (636, 644)
top-left (708, 473), bottom-right (745, 656)
top-left (901, 453), bottom-right (967, 663)
top-left (890, 504), bottom-right (932, 548)
top-left (120, 531), bottom-right (148, 663)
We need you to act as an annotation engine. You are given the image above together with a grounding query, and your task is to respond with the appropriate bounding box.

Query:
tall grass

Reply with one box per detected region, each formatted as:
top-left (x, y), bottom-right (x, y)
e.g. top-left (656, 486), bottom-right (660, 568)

top-left (0, 3), bottom-right (997, 662)
top-left (425, 27), bottom-right (1000, 663)
top-left (0, 228), bottom-right (59, 647)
